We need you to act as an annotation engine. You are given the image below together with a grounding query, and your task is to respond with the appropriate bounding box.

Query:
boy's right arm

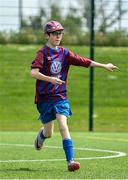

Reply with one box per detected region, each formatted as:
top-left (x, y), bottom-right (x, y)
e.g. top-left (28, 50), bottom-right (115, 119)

top-left (31, 68), bottom-right (65, 85)
top-left (90, 61), bottom-right (118, 72)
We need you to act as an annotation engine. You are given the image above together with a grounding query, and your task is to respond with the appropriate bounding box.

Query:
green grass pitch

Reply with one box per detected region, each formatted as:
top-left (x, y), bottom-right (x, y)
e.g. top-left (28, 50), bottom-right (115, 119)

top-left (0, 44), bottom-right (128, 178)
top-left (0, 44), bottom-right (128, 132)
top-left (0, 132), bottom-right (128, 179)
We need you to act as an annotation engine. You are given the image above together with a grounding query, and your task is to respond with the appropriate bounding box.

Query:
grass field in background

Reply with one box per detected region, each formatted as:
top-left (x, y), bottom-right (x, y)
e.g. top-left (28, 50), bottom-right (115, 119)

top-left (0, 132), bottom-right (128, 179)
top-left (0, 44), bottom-right (127, 132)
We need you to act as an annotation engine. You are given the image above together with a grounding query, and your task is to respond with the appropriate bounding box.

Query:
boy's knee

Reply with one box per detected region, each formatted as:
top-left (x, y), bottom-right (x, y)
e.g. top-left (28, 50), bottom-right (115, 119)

top-left (44, 131), bottom-right (53, 138)
top-left (46, 134), bottom-right (52, 138)
top-left (59, 124), bottom-right (68, 132)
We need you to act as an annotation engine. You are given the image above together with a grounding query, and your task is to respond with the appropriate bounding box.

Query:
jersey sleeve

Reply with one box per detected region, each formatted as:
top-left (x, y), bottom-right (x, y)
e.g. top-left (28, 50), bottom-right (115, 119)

top-left (67, 50), bottom-right (92, 68)
top-left (31, 49), bottom-right (44, 70)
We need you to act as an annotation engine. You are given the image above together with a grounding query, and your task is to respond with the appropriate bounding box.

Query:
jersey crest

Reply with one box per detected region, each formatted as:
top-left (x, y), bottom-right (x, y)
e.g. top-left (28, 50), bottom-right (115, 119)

top-left (50, 61), bottom-right (62, 75)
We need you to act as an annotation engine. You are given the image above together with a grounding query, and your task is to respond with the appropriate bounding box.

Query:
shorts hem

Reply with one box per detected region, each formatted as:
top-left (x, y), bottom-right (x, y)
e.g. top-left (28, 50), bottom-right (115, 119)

top-left (56, 112), bottom-right (72, 117)
top-left (39, 118), bottom-right (56, 124)
top-left (39, 112), bottom-right (72, 124)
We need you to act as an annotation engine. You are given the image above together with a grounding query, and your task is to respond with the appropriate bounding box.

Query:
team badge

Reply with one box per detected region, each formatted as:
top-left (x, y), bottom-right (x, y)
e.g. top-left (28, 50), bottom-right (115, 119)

top-left (50, 61), bottom-right (62, 75)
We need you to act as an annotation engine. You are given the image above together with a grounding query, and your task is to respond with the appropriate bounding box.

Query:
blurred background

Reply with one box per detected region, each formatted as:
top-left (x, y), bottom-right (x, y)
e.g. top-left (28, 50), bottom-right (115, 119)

top-left (0, 0), bottom-right (128, 132)
top-left (0, 0), bottom-right (128, 45)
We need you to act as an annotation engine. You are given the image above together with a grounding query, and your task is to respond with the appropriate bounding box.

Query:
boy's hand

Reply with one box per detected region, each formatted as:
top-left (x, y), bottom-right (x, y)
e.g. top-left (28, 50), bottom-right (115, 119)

top-left (104, 63), bottom-right (118, 72)
top-left (50, 77), bottom-right (65, 85)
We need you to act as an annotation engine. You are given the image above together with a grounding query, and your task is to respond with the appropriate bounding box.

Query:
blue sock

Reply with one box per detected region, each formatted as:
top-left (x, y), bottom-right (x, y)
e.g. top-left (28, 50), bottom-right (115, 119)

top-left (63, 139), bottom-right (74, 162)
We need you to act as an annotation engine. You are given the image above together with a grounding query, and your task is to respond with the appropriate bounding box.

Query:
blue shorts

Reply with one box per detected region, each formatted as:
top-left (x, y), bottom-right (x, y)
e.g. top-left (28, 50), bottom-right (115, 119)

top-left (37, 100), bottom-right (72, 124)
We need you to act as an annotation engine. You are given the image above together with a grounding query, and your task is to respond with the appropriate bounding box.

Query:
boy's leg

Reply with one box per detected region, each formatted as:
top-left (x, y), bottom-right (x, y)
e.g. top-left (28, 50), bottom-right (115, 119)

top-left (56, 114), bottom-right (71, 139)
top-left (35, 121), bottom-right (54, 150)
top-left (43, 121), bottom-right (54, 138)
top-left (56, 114), bottom-right (80, 171)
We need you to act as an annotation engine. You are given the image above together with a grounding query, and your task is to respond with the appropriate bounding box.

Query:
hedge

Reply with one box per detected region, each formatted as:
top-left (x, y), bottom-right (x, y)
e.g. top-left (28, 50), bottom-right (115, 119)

top-left (0, 30), bottom-right (128, 46)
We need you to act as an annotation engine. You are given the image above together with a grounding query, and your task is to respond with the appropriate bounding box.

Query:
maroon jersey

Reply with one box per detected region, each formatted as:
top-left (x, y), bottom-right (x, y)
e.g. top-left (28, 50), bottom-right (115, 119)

top-left (31, 45), bottom-right (92, 103)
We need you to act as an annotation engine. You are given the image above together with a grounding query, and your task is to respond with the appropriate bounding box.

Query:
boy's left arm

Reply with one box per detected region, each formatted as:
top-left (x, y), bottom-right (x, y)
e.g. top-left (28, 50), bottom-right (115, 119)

top-left (90, 61), bottom-right (118, 72)
top-left (67, 50), bottom-right (118, 71)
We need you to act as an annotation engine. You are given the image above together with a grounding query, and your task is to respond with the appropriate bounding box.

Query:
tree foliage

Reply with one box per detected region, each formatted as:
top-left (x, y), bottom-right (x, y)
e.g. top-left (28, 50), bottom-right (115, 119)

top-left (62, 7), bottom-right (83, 34)
top-left (95, 0), bottom-right (127, 33)
top-left (20, 0), bottom-right (127, 35)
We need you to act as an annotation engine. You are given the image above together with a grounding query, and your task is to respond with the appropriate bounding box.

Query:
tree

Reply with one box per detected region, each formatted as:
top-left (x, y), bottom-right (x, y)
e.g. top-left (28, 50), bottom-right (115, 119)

top-left (21, 8), bottom-right (47, 30)
top-left (49, 4), bottom-right (62, 22)
top-left (95, 0), bottom-right (127, 33)
top-left (63, 7), bottom-right (83, 34)
top-left (83, 0), bottom-right (90, 30)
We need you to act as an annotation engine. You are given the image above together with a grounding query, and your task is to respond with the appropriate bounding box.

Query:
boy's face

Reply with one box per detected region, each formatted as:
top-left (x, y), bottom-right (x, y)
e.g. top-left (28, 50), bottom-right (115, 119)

top-left (46, 30), bottom-right (64, 47)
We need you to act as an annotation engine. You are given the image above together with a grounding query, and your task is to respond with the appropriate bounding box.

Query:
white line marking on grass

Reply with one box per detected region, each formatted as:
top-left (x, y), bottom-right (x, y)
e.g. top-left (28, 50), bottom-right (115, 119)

top-left (0, 143), bottom-right (126, 163)
top-left (85, 136), bottom-right (128, 142)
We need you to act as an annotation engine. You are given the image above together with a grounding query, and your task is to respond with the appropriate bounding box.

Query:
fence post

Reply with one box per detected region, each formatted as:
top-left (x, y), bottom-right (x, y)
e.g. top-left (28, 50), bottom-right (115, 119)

top-left (89, 0), bottom-right (95, 132)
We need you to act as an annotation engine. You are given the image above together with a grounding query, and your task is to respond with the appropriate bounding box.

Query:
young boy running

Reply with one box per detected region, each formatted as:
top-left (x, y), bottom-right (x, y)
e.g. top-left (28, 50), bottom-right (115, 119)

top-left (31, 21), bottom-right (118, 172)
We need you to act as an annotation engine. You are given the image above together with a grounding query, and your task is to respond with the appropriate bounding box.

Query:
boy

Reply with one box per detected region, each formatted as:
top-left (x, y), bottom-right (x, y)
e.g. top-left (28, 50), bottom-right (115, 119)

top-left (31, 21), bottom-right (118, 172)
